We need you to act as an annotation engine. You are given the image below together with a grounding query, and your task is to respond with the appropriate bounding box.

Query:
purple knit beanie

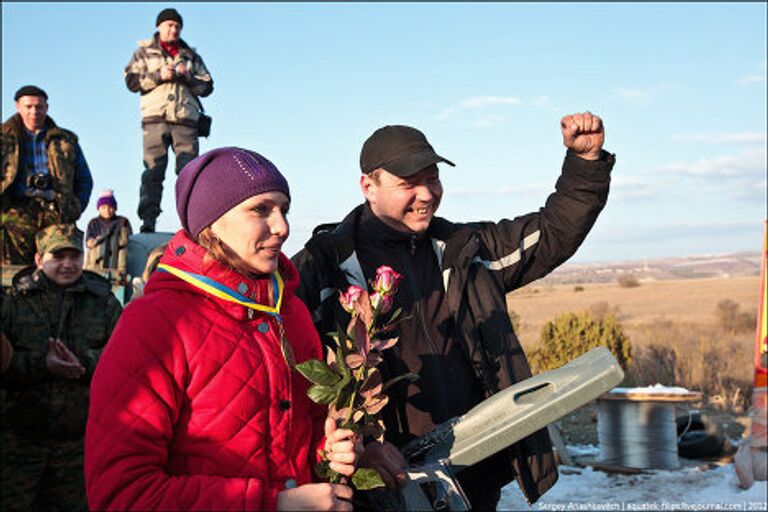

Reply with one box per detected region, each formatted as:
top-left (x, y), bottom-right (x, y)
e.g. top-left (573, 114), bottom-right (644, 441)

top-left (96, 189), bottom-right (117, 210)
top-left (176, 147), bottom-right (291, 238)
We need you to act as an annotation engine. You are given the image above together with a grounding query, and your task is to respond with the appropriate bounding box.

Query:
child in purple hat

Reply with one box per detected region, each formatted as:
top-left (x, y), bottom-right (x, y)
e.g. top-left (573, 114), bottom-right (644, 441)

top-left (85, 189), bottom-right (133, 250)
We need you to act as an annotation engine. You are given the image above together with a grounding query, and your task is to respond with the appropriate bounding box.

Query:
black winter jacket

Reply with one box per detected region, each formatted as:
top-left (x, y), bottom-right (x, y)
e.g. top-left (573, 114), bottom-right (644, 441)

top-left (292, 149), bottom-right (615, 504)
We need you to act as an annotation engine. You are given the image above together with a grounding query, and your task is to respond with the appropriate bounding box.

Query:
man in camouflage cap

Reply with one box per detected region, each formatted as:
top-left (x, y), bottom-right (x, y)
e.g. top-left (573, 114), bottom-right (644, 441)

top-left (34, 223), bottom-right (85, 283)
top-left (0, 223), bottom-right (122, 510)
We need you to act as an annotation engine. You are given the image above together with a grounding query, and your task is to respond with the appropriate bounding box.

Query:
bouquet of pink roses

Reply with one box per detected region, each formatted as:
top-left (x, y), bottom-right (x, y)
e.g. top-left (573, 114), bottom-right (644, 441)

top-left (296, 266), bottom-right (417, 490)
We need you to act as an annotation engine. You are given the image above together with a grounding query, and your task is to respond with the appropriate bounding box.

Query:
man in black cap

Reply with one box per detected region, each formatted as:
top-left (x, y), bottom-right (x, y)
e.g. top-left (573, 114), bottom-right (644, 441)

top-left (1, 85), bottom-right (93, 268)
top-left (124, 7), bottom-right (214, 233)
top-left (292, 113), bottom-right (615, 509)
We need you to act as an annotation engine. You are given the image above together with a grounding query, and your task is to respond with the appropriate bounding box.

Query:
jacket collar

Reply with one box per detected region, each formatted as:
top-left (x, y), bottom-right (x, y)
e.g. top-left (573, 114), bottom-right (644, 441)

top-left (358, 202), bottom-right (426, 247)
top-left (2, 114), bottom-right (58, 138)
top-left (147, 230), bottom-right (299, 321)
top-left (321, 203), bottom-right (463, 267)
top-left (150, 33), bottom-right (193, 54)
top-left (13, 266), bottom-right (87, 294)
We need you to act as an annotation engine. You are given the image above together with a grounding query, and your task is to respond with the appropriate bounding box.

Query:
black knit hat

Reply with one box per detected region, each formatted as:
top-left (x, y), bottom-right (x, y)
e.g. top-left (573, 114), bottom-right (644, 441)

top-left (14, 85), bottom-right (48, 102)
top-left (156, 8), bottom-right (183, 27)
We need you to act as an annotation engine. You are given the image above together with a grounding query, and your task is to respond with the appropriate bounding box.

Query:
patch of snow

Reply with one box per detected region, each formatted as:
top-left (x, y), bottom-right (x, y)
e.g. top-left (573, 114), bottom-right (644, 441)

top-left (499, 459), bottom-right (768, 511)
top-left (610, 384), bottom-right (692, 395)
top-left (567, 445), bottom-right (601, 457)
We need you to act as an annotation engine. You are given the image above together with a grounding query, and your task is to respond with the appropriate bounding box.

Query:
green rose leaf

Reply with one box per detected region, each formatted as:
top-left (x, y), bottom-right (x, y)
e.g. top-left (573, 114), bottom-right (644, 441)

top-left (315, 458), bottom-right (331, 479)
top-left (351, 467), bottom-right (387, 490)
top-left (336, 347), bottom-right (351, 378)
top-left (334, 386), bottom-right (352, 410)
top-left (307, 384), bottom-right (339, 405)
top-left (295, 359), bottom-right (342, 387)
top-left (334, 370), bottom-right (351, 392)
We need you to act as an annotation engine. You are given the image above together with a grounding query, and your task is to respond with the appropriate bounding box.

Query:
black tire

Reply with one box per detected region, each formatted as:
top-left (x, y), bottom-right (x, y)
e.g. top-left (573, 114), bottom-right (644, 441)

top-left (676, 411), bottom-right (725, 459)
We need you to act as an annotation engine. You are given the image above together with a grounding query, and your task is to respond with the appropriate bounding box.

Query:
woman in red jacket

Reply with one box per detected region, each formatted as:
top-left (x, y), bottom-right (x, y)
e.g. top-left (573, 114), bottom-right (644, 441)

top-left (85, 147), bottom-right (360, 511)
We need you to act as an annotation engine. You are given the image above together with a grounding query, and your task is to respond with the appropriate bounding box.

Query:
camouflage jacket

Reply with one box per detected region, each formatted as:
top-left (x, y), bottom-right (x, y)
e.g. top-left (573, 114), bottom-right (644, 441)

top-left (124, 34), bottom-right (213, 126)
top-left (0, 268), bottom-right (122, 440)
top-left (1, 114), bottom-right (90, 221)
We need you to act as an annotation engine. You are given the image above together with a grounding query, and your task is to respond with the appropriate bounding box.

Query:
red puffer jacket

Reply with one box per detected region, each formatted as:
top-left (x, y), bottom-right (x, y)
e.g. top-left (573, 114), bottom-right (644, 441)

top-left (85, 231), bottom-right (326, 511)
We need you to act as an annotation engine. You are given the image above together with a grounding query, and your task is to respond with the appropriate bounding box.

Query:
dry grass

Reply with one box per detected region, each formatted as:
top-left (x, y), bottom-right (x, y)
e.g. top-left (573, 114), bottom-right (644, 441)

top-left (507, 276), bottom-right (761, 352)
top-left (508, 276), bottom-right (761, 413)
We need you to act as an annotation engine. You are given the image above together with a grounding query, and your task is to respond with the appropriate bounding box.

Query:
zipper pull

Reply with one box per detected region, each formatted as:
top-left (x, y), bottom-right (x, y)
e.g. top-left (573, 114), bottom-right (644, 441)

top-left (410, 234), bottom-right (417, 255)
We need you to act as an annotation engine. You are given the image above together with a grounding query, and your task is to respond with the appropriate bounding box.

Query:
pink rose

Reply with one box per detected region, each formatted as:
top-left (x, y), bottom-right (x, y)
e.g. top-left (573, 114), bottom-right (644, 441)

top-left (339, 285), bottom-right (365, 313)
top-left (373, 266), bottom-right (403, 295)
top-left (370, 291), bottom-right (393, 314)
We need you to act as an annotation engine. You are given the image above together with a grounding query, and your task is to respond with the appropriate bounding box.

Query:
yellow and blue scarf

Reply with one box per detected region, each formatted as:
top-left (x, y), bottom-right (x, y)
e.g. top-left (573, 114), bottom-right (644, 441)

top-left (157, 263), bottom-right (284, 319)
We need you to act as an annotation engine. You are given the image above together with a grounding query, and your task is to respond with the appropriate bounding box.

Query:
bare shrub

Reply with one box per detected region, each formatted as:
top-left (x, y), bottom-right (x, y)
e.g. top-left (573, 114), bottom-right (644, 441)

top-left (630, 319), bottom-right (754, 413)
top-left (574, 285), bottom-right (585, 292)
top-left (700, 338), bottom-right (753, 412)
top-left (617, 274), bottom-right (640, 288)
top-left (709, 376), bottom-right (752, 412)
top-left (625, 344), bottom-right (680, 387)
top-left (716, 299), bottom-right (756, 334)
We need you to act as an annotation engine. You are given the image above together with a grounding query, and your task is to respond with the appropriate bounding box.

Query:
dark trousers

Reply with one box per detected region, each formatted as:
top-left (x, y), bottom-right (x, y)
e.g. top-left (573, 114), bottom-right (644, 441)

top-left (0, 430), bottom-right (87, 511)
top-left (456, 449), bottom-right (511, 511)
top-left (1, 198), bottom-right (60, 266)
top-left (138, 121), bottom-right (199, 228)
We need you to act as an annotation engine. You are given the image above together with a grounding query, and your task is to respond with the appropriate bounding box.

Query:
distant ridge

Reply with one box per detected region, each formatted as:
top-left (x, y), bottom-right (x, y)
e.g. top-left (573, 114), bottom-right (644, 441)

top-left (541, 251), bottom-right (762, 285)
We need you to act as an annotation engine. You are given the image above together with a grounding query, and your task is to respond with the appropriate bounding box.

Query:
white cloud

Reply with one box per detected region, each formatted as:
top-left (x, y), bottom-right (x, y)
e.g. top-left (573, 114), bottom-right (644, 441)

top-left (738, 74), bottom-right (766, 85)
top-left (671, 131), bottom-right (767, 144)
top-left (450, 182), bottom-right (548, 197)
top-left (473, 114), bottom-right (506, 128)
top-left (438, 95), bottom-right (521, 119)
top-left (596, 219), bottom-right (763, 243)
top-left (654, 147), bottom-right (766, 178)
top-left (738, 59), bottom-right (767, 85)
top-left (450, 175), bottom-right (668, 201)
top-left (645, 147), bottom-right (767, 201)
top-left (615, 87), bottom-right (652, 99)
top-left (613, 83), bottom-right (669, 102)
top-left (459, 96), bottom-right (521, 108)
top-left (530, 95), bottom-right (561, 113)
top-left (609, 175), bottom-right (660, 200)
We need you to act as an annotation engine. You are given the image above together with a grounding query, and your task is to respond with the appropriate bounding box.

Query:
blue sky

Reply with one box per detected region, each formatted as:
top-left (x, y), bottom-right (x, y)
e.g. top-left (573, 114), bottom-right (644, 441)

top-left (3, 2), bottom-right (766, 262)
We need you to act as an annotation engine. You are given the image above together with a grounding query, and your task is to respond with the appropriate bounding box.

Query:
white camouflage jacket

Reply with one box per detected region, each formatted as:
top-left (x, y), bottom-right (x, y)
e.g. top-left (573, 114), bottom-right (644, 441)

top-left (124, 34), bottom-right (213, 126)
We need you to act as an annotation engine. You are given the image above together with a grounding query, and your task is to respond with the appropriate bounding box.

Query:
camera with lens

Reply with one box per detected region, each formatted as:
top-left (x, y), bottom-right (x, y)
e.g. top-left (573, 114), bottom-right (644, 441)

top-left (26, 172), bottom-right (51, 191)
top-left (175, 58), bottom-right (191, 75)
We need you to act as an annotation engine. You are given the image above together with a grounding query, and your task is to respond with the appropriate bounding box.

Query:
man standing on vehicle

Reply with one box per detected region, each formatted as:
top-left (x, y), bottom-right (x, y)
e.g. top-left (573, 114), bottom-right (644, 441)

top-left (1, 85), bottom-right (93, 267)
top-left (125, 7), bottom-right (213, 233)
top-left (293, 113), bottom-right (615, 509)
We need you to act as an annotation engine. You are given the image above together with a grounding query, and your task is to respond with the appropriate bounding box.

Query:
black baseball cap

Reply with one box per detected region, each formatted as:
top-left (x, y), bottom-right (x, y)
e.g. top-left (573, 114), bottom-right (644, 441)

top-left (360, 125), bottom-right (455, 177)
